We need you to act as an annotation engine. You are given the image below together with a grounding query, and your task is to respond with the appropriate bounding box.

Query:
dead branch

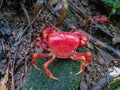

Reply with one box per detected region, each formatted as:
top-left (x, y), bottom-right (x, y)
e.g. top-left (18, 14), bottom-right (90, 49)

top-left (78, 28), bottom-right (120, 58)
top-left (20, 2), bottom-right (33, 32)
top-left (19, 2), bottom-right (33, 40)
top-left (0, 0), bottom-right (3, 9)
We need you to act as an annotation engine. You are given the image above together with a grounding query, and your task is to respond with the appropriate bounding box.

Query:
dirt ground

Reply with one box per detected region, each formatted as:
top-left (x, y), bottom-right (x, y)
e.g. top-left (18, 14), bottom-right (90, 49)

top-left (0, 0), bottom-right (120, 90)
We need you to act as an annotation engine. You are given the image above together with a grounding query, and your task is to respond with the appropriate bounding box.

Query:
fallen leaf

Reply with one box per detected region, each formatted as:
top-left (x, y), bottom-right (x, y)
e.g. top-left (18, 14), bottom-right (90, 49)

top-left (83, 15), bottom-right (89, 29)
top-left (0, 67), bottom-right (9, 90)
top-left (109, 67), bottom-right (120, 78)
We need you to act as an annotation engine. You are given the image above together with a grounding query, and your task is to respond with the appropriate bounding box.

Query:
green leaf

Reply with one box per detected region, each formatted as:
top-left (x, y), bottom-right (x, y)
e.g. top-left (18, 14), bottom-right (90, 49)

top-left (107, 77), bottom-right (120, 90)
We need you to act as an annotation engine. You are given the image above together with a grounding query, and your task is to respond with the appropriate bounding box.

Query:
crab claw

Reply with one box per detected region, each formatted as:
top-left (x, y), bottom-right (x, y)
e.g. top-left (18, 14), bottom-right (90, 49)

top-left (44, 56), bottom-right (58, 80)
top-left (74, 70), bottom-right (83, 76)
top-left (33, 64), bottom-right (40, 70)
top-left (49, 75), bottom-right (58, 80)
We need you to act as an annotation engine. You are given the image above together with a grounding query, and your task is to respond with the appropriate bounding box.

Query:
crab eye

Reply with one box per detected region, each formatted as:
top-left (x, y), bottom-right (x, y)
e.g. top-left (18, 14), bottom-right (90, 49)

top-left (80, 36), bottom-right (89, 46)
top-left (81, 40), bottom-right (86, 45)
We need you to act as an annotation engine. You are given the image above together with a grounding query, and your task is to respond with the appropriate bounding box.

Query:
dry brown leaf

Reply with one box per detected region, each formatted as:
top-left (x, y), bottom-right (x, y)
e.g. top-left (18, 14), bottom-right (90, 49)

top-left (55, 0), bottom-right (68, 27)
top-left (0, 67), bottom-right (9, 90)
top-left (83, 15), bottom-right (89, 29)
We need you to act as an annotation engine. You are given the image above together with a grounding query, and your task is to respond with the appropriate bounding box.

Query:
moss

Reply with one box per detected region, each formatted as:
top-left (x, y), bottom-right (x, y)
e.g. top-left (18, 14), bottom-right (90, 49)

top-left (23, 57), bottom-right (81, 90)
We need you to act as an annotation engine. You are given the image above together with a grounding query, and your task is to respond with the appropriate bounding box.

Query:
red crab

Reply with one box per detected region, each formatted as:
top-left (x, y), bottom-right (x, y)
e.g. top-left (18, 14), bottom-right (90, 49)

top-left (32, 27), bottom-right (92, 80)
top-left (93, 15), bottom-right (111, 24)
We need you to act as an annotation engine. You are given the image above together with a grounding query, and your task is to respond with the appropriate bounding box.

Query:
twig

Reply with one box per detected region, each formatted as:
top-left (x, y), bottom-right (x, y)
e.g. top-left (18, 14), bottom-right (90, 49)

top-left (19, 2), bottom-right (33, 40)
top-left (91, 23), bottom-right (113, 38)
top-left (1, 39), bottom-right (5, 53)
top-left (68, 1), bottom-right (85, 18)
top-left (11, 67), bottom-right (15, 90)
top-left (78, 28), bottom-right (120, 58)
top-left (0, 0), bottom-right (3, 9)
top-left (9, 47), bottom-right (18, 90)
top-left (20, 2), bottom-right (33, 32)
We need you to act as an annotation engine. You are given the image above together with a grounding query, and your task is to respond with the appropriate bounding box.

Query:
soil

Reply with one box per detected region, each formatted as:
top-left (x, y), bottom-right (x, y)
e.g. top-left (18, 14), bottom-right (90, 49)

top-left (0, 0), bottom-right (120, 90)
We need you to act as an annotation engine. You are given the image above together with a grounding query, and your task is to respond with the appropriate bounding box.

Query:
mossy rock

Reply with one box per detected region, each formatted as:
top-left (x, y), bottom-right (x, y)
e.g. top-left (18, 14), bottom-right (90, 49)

top-left (22, 57), bottom-right (81, 90)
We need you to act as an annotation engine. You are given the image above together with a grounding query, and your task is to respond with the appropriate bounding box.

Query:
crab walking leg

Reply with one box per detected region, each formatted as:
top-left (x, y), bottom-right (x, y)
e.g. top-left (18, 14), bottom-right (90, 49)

top-left (84, 52), bottom-right (92, 66)
top-left (37, 36), bottom-right (49, 47)
top-left (35, 36), bottom-right (50, 51)
top-left (44, 56), bottom-right (58, 80)
top-left (35, 42), bottom-right (49, 51)
top-left (32, 53), bottom-right (51, 70)
top-left (71, 52), bottom-right (92, 75)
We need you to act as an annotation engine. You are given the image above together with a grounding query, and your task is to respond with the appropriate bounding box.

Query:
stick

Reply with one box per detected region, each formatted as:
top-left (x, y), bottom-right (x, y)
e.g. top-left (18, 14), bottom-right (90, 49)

top-left (19, 2), bottom-right (33, 40)
top-left (0, 0), bottom-right (3, 9)
top-left (78, 28), bottom-right (120, 58)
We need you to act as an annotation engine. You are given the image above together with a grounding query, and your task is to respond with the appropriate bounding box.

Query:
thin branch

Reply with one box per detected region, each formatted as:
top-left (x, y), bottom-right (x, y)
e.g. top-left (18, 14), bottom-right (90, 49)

top-left (19, 2), bottom-right (33, 40)
top-left (78, 28), bottom-right (120, 58)
top-left (20, 2), bottom-right (33, 31)
top-left (0, 0), bottom-right (3, 9)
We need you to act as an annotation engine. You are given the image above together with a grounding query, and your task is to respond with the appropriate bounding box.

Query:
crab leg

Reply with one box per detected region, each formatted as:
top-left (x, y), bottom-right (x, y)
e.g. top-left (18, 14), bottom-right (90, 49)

top-left (84, 52), bottom-right (92, 66)
top-left (71, 52), bottom-right (92, 75)
top-left (37, 36), bottom-right (48, 46)
top-left (44, 56), bottom-right (58, 80)
top-left (35, 36), bottom-right (49, 51)
top-left (32, 53), bottom-right (51, 70)
top-left (35, 42), bottom-right (49, 51)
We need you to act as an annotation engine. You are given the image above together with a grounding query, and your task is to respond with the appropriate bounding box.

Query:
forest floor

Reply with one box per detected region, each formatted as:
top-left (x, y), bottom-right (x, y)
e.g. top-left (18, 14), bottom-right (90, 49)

top-left (0, 0), bottom-right (120, 90)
